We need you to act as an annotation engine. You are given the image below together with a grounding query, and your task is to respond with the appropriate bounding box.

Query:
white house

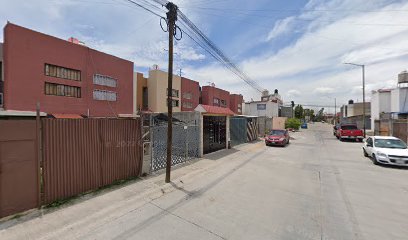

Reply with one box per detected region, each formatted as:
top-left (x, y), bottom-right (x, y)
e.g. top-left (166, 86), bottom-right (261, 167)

top-left (244, 101), bottom-right (280, 117)
top-left (371, 89), bottom-right (392, 130)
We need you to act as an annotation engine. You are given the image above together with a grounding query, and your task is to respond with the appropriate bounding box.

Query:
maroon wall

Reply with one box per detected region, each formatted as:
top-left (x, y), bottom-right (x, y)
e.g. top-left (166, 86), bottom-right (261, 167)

top-left (181, 77), bottom-right (200, 111)
top-left (3, 23), bottom-right (133, 117)
top-left (230, 94), bottom-right (243, 114)
top-left (201, 86), bottom-right (230, 108)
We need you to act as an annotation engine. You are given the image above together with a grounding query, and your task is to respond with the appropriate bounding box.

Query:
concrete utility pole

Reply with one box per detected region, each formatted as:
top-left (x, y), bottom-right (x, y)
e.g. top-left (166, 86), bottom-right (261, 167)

top-left (344, 63), bottom-right (366, 138)
top-left (334, 98), bottom-right (337, 124)
top-left (165, 2), bottom-right (178, 183)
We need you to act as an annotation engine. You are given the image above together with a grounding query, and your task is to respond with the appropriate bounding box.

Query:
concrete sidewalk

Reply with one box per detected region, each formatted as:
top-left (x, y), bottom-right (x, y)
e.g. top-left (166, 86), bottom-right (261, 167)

top-left (0, 141), bottom-right (263, 240)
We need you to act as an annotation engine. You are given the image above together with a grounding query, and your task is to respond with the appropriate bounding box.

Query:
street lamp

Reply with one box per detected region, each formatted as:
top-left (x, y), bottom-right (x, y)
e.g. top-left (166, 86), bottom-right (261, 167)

top-left (344, 62), bottom-right (366, 138)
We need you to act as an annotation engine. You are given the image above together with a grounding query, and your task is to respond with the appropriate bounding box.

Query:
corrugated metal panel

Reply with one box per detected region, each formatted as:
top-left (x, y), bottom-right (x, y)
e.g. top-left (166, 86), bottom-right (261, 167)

top-left (230, 118), bottom-right (246, 146)
top-left (0, 120), bottom-right (39, 218)
top-left (42, 118), bottom-right (142, 204)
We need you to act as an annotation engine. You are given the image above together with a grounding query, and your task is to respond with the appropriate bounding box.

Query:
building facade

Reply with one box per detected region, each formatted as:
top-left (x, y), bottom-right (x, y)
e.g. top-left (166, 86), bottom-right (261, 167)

top-left (371, 89), bottom-right (392, 130)
top-left (0, 43), bottom-right (3, 109)
top-left (340, 101), bottom-right (371, 129)
top-left (229, 94), bottom-right (243, 114)
top-left (244, 101), bottom-right (280, 117)
top-left (201, 85), bottom-right (230, 108)
top-left (147, 69), bottom-right (181, 113)
top-left (134, 72), bottom-right (148, 113)
top-left (181, 77), bottom-right (200, 112)
top-left (3, 23), bottom-right (133, 117)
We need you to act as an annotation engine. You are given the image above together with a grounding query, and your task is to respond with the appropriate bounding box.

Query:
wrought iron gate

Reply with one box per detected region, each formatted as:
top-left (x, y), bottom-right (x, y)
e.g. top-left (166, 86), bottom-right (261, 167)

top-left (203, 116), bottom-right (227, 154)
top-left (151, 120), bottom-right (200, 172)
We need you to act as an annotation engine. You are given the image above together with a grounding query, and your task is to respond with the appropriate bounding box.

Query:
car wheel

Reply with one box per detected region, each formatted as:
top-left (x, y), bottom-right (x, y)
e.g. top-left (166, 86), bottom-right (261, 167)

top-left (371, 154), bottom-right (379, 165)
top-left (363, 149), bottom-right (368, 157)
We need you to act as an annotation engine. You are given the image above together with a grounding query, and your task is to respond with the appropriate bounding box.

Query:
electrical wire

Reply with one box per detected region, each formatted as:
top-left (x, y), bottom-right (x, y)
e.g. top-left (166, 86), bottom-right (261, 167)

top-left (177, 10), bottom-right (265, 92)
top-left (123, 0), bottom-right (164, 17)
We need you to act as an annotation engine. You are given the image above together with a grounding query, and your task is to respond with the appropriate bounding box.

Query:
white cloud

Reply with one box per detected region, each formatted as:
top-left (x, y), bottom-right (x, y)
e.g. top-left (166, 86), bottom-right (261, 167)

top-left (266, 17), bottom-right (295, 41)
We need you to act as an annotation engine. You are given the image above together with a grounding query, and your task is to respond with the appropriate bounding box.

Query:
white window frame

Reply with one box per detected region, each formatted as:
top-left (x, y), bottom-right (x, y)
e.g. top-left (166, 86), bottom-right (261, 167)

top-left (93, 74), bottom-right (117, 88)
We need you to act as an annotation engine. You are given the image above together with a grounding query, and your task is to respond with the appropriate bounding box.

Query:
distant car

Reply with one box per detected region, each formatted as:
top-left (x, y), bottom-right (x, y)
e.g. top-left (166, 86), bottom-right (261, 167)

top-left (301, 123), bottom-right (308, 129)
top-left (336, 124), bottom-right (364, 142)
top-left (265, 129), bottom-right (290, 147)
top-left (363, 136), bottom-right (408, 166)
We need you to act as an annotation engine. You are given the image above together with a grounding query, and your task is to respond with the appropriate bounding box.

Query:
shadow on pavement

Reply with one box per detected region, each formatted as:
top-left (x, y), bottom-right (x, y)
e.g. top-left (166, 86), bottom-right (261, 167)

top-left (203, 148), bottom-right (240, 161)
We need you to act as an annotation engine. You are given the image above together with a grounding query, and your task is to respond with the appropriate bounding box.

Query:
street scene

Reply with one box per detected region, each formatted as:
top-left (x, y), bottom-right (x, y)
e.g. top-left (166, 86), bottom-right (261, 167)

top-left (1, 0), bottom-right (408, 239)
top-left (1, 123), bottom-right (407, 240)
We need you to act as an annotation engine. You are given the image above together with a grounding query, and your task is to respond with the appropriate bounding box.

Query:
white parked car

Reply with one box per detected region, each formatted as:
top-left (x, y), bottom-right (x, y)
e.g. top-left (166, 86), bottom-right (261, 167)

top-left (363, 136), bottom-right (408, 166)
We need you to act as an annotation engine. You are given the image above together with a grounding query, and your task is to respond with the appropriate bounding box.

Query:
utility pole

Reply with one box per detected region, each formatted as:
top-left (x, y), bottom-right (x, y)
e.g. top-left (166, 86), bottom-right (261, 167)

top-left (334, 98), bottom-right (337, 124)
top-left (344, 62), bottom-right (366, 138)
top-left (362, 65), bottom-right (366, 138)
top-left (165, 2), bottom-right (178, 183)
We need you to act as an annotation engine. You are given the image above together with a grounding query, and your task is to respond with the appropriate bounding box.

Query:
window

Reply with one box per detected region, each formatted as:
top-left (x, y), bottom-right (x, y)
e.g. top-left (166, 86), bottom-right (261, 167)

top-left (45, 64), bottom-right (81, 81)
top-left (93, 89), bottom-right (117, 101)
top-left (220, 99), bottom-right (227, 107)
top-left (167, 88), bottom-right (179, 98)
top-left (45, 82), bottom-right (81, 98)
top-left (0, 93), bottom-right (3, 107)
top-left (213, 98), bottom-right (220, 106)
top-left (183, 102), bottom-right (193, 109)
top-left (93, 74), bottom-right (117, 87)
top-left (183, 92), bottom-right (192, 100)
top-left (167, 99), bottom-right (179, 107)
top-left (0, 61), bottom-right (3, 81)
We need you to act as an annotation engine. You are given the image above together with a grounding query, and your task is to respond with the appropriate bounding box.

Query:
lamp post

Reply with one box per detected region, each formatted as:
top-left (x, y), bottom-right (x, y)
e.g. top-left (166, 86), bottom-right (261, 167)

top-left (344, 62), bottom-right (366, 138)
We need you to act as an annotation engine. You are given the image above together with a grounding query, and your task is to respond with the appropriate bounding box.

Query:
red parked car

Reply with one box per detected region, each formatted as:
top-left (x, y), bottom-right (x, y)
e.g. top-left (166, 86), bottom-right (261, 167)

top-left (265, 129), bottom-right (290, 147)
top-left (336, 124), bottom-right (364, 142)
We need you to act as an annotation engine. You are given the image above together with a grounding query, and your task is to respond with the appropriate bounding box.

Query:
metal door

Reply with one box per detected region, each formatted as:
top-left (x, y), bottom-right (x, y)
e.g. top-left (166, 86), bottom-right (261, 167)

top-left (203, 116), bottom-right (226, 154)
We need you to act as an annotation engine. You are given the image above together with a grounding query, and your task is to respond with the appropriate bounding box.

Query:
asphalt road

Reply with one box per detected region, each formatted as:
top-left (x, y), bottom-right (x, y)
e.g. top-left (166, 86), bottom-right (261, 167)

top-left (1, 123), bottom-right (407, 240)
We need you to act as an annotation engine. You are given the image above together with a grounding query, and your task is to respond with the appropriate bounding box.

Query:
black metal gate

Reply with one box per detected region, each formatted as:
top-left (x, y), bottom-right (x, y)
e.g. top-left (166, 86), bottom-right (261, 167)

top-left (203, 116), bottom-right (226, 154)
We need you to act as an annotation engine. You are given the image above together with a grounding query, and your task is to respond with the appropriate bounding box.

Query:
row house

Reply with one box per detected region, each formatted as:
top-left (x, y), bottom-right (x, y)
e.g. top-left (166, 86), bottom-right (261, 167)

top-left (134, 71), bottom-right (243, 115)
top-left (1, 23), bottom-right (133, 118)
top-left (201, 85), bottom-right (230, 108)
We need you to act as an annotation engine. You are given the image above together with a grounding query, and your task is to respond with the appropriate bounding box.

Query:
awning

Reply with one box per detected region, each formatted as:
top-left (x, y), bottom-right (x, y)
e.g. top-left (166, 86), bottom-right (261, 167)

top-left (195, 104), bottom-right (235, 116)
top-left (52, 113), bottom-right (83, 119)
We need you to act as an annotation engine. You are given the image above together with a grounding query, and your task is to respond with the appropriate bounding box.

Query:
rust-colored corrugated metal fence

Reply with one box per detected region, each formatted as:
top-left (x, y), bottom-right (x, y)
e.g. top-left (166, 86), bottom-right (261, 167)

top-left (42, 118), bottom-right (142, 204)
top-left (0, 120), bottom-right (39, 218)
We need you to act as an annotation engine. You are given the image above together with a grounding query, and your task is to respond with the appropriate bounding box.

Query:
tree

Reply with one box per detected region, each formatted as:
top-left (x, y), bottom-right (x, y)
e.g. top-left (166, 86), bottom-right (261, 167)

top-left (294, 104), bottom-right (304, 119)
top-left (285, 118), bottom-right (301, 130)
top-left (315, 108), bottom-right (325, 121)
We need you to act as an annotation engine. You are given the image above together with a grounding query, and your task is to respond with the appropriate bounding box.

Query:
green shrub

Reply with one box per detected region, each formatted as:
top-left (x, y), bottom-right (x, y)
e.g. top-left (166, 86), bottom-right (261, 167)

top-left (285, 118), bottom-right (301, 130)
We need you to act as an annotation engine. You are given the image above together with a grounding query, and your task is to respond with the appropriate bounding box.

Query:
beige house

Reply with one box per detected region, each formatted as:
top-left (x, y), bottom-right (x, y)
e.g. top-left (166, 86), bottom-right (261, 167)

top-left (148, 69), bottom-right (181, 113)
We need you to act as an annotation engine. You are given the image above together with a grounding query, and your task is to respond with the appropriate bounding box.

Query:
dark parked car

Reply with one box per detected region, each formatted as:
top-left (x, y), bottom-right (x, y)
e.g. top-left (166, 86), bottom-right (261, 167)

top-left (301, 122), bottom-right (308, 129)
top-left (265, 129), bottom-right (290, 147)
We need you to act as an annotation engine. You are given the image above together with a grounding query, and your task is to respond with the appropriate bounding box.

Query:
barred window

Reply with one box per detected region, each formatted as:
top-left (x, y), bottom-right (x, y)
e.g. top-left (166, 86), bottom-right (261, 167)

top-left (93, 89), bottom-right (117, 101)
top-left (167, 99), bottom-right (179, 107)
top-left (167, 88), bottom-right (179, 98)
top-left (45, 64), bottom-right (81, 81)
top-left (182, 102), bottom-right (193, 108)
top-left (220, 99), bottom-right (227, 107)
top-left (93, 74), bottom-right (117, 87)
top-left (45, 82), bottom-right (81, 98)
top-left (183, 92), bottom-right (192, 100)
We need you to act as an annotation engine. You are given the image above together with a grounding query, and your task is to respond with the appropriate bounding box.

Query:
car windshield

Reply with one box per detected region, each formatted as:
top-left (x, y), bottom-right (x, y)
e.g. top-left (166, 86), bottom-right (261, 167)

top-left (374, 139), bottom-right (407, 149)
top-left (269, 130), bottom-right (285, 136)
top-left (341, 125), bottom-right (358, 130)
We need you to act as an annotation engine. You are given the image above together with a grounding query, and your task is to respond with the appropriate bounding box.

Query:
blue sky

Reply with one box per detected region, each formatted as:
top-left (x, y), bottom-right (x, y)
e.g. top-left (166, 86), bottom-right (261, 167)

top-left (1, 0), bottom-right (408, 112)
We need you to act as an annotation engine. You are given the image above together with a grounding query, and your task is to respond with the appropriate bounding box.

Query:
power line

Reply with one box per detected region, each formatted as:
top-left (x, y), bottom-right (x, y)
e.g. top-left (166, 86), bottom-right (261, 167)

top-left (123, 0), bottom-right (164, 17)
top-left (176, 10), bottom-right (265, 92)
